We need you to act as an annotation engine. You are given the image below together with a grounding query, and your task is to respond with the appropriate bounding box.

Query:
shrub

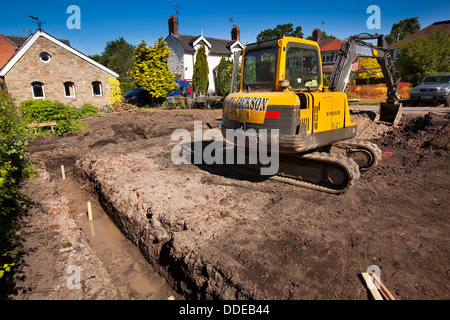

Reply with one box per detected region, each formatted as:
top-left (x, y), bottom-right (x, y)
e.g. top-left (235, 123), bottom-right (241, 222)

top-left (108, 77), bottom-right (122, 105)
top-left (0, 89), bottom-right (32, 261)
top-left (20, 100), bottom-right (98, 135)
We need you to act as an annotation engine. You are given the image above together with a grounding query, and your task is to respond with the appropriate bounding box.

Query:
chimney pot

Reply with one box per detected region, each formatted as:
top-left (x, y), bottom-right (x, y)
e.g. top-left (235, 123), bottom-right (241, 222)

top-left (169, 15), bottom-right (179, 36)
top-left (313, 29), bottom-right (322, 42)
top-left (231, 25), bottom-right (240, 41)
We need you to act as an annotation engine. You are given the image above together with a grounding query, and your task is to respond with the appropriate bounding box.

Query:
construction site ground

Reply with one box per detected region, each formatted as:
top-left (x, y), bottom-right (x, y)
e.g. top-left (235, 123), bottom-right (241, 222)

top-left (4, 105), bottom-right (449, 300)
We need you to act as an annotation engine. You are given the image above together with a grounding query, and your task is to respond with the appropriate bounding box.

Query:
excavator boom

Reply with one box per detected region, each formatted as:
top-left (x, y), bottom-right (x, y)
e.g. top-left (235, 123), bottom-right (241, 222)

top-left (328, 33), bottom-right (403, 125)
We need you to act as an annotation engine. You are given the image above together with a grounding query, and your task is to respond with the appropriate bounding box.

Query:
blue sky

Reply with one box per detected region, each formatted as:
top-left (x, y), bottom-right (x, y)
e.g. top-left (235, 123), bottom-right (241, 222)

top-left (1, 1), bottom-right (448, 56)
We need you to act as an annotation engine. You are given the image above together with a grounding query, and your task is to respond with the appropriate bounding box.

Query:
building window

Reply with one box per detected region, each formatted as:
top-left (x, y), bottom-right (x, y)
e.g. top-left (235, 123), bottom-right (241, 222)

top-left (31, 82), bottom-right (45, 99)
top-left (92, 81), bottom-right (102, 96)
top-left (64, 82), bottom-right (76, 97)
top-left (39, 52), bottom-right (51, 63)
top-left (322, 51), bottom-right (339, 64)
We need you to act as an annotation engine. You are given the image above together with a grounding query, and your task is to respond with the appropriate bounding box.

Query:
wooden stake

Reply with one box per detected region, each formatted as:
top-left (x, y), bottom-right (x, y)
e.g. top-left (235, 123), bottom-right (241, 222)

top-left (87, 202), bottom-right (93, 221)
top-left (61, 165), bottom-right (66, 180)
top-left (361, 272), bottom-right (383, 300)
top-left (372, 272), bottom-right (396, 300)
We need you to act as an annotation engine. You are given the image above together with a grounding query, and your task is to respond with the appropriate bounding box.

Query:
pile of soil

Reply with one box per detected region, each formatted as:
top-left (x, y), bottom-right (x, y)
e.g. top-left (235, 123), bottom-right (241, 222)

top-left (380, 112), bottom-right (450, 152)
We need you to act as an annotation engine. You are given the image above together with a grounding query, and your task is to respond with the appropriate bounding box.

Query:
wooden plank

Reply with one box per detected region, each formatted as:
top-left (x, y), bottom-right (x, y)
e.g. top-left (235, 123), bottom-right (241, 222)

top-left (361, 272), bottom-right (383, 300)
top-left (27, 121), bottom-right (57, 128)
top-left (371, 272), bottom-right (396, 300)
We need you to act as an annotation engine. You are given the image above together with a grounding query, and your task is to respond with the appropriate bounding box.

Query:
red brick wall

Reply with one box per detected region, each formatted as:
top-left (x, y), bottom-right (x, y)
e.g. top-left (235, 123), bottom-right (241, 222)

top-left (0, 35), bottom-right (18, 69)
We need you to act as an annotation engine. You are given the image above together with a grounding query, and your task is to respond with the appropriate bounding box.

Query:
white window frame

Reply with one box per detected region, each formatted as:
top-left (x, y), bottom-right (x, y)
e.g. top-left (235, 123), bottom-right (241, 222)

top-left (39, 52), bottom-right (51, 63)
top-left (64, 81), bottom-right (76, 97)
top-left (31, 82), bottom-right (45, 99)
top-left (92, 81), bottom-right (102, 96)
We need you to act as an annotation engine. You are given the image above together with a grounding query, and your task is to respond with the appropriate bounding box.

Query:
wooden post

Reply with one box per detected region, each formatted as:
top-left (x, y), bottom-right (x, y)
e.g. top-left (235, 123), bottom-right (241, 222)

top-left (61, 165), bottom-right (66, 180)
top-left (87, 202), bottom-right (93, 221)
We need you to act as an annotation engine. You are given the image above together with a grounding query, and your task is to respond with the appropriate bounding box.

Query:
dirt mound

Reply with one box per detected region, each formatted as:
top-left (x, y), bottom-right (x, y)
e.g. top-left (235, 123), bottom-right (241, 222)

top-left (380, 112), bottom-right (450, 152)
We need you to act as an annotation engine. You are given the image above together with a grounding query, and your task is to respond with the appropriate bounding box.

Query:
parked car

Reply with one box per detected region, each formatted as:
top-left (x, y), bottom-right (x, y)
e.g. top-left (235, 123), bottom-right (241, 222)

top-left (409, 74), bottom-right (450, 106)
top-left (123, 87), bottom-right (152, 106)
top-left (167, 79), bottom-right (192, 97)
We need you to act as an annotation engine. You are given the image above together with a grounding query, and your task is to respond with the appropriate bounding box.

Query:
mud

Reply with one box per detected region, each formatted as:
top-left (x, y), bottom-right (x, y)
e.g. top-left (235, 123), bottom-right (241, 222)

top-left (9, 108), bottom-right (450, 300)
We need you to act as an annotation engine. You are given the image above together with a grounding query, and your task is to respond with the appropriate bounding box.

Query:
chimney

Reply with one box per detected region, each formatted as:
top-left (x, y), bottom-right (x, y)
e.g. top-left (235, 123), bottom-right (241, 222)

top-left (169, 15), bottom-right (178, 36)
top-left (231, 25), bottom-right (240, 41)
top-left (312, 29), bottom-right (322, 42)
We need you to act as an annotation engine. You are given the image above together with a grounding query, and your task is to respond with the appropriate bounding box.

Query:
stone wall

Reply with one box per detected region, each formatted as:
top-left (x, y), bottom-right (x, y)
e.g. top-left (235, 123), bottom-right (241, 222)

top-left (4, 37), bottom-right (114, 108)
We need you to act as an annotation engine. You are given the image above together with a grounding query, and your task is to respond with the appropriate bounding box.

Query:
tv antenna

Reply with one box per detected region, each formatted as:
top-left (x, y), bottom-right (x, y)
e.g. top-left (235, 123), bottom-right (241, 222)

top-left (29, 16), bottom-right (46, 30)
top-left (173, 3), bottom-right (181, 18)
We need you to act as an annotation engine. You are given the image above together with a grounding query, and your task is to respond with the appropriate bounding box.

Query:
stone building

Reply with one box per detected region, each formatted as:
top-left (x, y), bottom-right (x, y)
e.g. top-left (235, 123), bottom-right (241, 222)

top-left (0, 29), bottom-right (119, 108)
top-left (165, 16), bottom-right (243, 94)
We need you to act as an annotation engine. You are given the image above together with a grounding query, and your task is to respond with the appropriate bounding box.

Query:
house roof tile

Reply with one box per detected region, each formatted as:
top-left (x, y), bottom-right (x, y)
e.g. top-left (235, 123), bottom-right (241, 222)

top-left (2, 34), bottom-right (71, 47)
top-left (167, 34), bottom-right (242, 55)
top-left (391, 20), bottom-right (449, 47)
top-left (320, 39), bottom-right (344, 52)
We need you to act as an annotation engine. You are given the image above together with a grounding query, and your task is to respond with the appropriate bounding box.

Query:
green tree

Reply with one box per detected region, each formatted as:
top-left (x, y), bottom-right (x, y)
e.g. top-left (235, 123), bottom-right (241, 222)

top-left (386, 17), bottom-right (421, 45)
top-left (216, 57), bottom-right (234, 96)
top-left (89, 37), bottom-right (135, 82)
top-left (192, 45), bottom-right (209, 95)
top-left (257, 23), bottom-right (304, 41)
top-left (130, 37), bottom-right (177, 102)
top-left (395, 30), bottom-right (449, 84)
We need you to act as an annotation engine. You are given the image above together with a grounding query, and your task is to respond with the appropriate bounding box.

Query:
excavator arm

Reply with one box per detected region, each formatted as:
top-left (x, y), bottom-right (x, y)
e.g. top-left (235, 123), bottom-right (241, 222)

top-left (328, 34), bottom-right (403, 125)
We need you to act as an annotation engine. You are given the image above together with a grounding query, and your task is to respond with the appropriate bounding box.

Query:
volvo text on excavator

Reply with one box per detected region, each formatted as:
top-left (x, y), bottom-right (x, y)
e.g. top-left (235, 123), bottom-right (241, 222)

top-left (221, 34), bottom-right (401, 194)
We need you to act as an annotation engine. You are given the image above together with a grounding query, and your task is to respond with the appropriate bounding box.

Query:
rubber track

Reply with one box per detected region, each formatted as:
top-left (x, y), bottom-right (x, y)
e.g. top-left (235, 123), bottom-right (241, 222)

top-left (232, 152), bottom-right (361, 195)
top-left (333, 139), bottom-right (382, 171)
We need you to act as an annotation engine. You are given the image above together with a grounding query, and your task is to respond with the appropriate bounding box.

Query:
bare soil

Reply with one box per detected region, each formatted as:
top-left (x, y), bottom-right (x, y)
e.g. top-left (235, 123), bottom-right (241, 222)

top-left (5, 107), bottom-right (449, 300)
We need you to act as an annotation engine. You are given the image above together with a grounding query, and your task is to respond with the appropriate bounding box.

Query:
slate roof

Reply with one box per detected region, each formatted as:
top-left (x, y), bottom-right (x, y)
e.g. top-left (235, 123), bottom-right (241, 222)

top-left (2, 34), bottom-right (71, 47)
top-left (168, 34), bottom-right (239, 55)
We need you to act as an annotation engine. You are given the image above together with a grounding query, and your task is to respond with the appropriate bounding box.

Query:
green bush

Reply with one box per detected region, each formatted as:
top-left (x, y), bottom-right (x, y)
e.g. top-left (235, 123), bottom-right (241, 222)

top-left (20, 100), bottom-right (98, 135)
top-left (0, 89), bottom-right (32, 263)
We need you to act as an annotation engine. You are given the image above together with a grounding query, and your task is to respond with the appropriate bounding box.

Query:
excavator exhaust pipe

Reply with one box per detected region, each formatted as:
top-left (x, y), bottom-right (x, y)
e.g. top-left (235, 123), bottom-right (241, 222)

top-left (375, 102), bottom-right (403, 126)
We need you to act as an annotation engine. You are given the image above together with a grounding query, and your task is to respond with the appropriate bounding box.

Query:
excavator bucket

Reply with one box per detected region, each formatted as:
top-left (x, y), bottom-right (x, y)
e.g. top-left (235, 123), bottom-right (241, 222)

top-left (375, 102), bottom-right (403, 126)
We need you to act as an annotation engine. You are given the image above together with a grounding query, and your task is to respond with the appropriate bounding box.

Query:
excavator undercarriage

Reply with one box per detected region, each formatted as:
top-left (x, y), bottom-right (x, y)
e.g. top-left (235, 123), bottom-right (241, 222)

top-left (229, 139), bottom-right (380, 194)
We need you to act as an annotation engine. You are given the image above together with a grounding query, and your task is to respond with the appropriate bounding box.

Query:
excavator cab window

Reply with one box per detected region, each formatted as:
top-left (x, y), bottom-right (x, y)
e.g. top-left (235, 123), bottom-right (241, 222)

top-left (243, 48), bottom-right (277, 91)
top-left (285, 45), bottom-right (321, 91)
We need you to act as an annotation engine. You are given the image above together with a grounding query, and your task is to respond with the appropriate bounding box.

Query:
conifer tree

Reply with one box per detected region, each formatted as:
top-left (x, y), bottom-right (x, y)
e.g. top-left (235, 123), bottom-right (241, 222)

top-left (216, 57), bottom-right (234, 96)
top-left (130, 37), bottom-right (177, 102)
top-left (192, 45), bottom-right (209, 95)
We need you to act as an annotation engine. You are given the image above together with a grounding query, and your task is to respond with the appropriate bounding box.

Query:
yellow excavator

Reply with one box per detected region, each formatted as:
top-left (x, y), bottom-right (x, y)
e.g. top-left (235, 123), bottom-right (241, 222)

top-left (221, 34), bottom-right (402, 193)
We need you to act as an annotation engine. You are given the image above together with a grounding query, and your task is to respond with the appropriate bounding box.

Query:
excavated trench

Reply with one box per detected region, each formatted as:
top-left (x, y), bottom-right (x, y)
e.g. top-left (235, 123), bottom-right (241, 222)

top-left (47, 165), bottom-right (183, 300)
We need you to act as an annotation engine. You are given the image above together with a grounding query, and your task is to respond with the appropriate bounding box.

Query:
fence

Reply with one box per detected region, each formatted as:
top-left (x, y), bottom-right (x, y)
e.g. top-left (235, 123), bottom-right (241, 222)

top-left (346, 82), bottom-right (410, 100)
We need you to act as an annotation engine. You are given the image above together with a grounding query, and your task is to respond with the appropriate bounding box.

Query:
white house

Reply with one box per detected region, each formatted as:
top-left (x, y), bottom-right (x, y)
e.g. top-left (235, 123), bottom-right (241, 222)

top-left (165, 15), bottom-right (243, 95)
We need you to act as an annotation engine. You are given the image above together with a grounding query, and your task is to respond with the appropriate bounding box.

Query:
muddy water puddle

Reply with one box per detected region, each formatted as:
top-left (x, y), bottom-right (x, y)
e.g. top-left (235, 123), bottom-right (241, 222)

top-left (55, 174), bottom-right (182, 300)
